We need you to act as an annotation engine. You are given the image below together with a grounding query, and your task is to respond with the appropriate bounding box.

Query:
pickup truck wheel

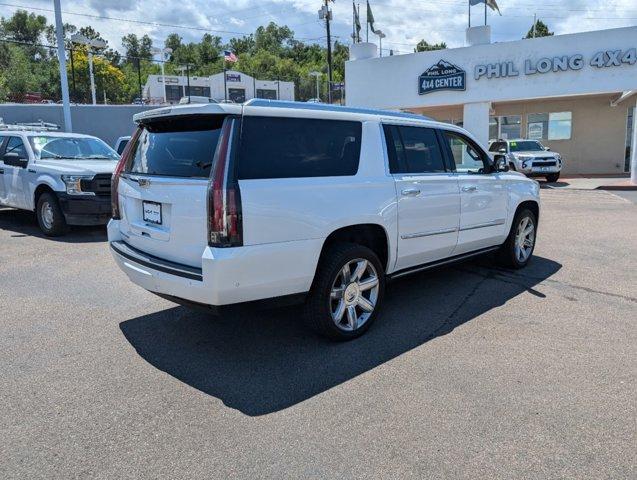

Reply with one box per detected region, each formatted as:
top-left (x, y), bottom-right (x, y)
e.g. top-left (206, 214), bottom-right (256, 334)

top-left (36, 192), bottom-right (68, 237)
top-left (546, 172), bottom-right (560, 183)
top-left (305, 243), bottom-right (385, 340)
top-left (497, 209), bottom-right (537, 269)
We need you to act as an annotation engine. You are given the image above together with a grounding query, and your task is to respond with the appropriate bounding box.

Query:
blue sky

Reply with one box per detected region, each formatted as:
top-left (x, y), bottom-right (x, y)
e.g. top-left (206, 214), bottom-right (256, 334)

top-left (5, 0), bottom-right (637, 55)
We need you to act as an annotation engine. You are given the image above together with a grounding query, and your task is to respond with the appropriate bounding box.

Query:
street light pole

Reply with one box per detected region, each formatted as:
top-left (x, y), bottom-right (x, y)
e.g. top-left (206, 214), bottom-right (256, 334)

top-left (152, 47), bottom-right (172, 104)
top-left (88, 50), bottom-right (96, 105)
top-left (71, 34), bottom-right (106, 106)
top-left (53, 0), bottom-right (72, 132)
top-left (377, 31), bottom-right (385, 57)
top-left (309, 71), bottom-right (321, 101)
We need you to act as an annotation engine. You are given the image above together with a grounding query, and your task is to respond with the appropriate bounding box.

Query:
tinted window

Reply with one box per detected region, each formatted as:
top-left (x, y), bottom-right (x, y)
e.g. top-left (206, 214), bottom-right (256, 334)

top-left (383, 125), bottom-right (446, 174)
top-left (127, 115), bottom-right (225, 178)
top-left (444, 131), bottom-right (487, 174)
top-left (509, 140), bottom-right (544, 152)
top-left (4, 137), bottom-right (28, 159)
top-left (489, 141), bottom-right (506, 153)
top-left (237, 116), bottom-right (361, 179)
top-left (116, 139), bottom-right (129, 155)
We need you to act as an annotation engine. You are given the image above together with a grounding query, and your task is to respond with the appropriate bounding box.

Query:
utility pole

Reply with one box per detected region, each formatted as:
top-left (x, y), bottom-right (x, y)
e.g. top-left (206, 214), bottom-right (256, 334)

top-left (319, 0), bottom-right (333, 104)
top-left (53, 0), bottom-right (72, 132)
top-left (532, 13), bottom-right (537, 38)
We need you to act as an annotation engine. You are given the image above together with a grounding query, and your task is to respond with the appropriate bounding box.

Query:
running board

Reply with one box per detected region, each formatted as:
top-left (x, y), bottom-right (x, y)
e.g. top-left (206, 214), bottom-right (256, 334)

top-left (388, 246), bottom-right (500, 280)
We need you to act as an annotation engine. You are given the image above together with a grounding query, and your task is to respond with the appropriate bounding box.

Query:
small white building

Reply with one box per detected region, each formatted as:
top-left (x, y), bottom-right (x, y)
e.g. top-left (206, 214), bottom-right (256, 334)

top-left (144, 70), bottom-right (295, 104)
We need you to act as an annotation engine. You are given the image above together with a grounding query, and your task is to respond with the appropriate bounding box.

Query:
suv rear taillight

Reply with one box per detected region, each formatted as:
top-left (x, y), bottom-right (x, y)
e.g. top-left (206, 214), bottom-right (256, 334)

top-left (111, 127), bottom-right (141, 219)
top-left (208, 116), bottom-right (242, 247)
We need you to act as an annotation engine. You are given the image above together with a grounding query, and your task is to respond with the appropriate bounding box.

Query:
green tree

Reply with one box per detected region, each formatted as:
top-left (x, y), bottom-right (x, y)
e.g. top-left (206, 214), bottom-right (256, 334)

top-left (414, 40), bottom-right (447, 53)
top-left (525, 19), bottom-right (553, 38)
top-left (69, 50), bottom-right (127, 103)
top-left (199, 33), bottom-right (222, 65)
top-left (121, 33), bottom-right (153, 62)
top-left (0, 10), bottom-right (46, 43)
top-left (0, 44), bottom-right (38, 100)
top-left (229, 35), bottom-right (255, 56)
top-left (164, 33), bottom-right (182, 60)
top-left (254, 22), bottom-right (294, 54)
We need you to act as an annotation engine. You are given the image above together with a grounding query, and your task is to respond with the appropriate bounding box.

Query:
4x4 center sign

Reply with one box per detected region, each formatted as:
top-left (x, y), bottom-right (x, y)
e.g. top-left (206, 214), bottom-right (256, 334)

top-left (419, 60), bottom-right (466, 95)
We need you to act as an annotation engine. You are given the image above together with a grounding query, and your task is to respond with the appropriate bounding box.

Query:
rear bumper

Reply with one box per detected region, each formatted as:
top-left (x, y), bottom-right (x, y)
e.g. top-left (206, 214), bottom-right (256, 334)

top-left (107, 219), bottom-right (322, 306)
top-left (57, 193), bottom-right (111, 225)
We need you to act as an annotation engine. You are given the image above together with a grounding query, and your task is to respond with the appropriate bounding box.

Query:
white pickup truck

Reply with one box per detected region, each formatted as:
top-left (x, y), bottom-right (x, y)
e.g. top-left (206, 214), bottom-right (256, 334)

top-left (0, 127), bottom-right (120, 236)
top-left (109, 100), bottom-right (541, 340)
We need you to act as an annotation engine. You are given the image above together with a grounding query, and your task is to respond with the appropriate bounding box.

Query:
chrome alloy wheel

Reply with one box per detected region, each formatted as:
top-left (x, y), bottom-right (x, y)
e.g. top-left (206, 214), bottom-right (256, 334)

top-left (514, 216), bottom-right (535, 263)
top-left (329, 258), bottom-right (380, 331)
top-left (41, 201), bottom-right (54, 230)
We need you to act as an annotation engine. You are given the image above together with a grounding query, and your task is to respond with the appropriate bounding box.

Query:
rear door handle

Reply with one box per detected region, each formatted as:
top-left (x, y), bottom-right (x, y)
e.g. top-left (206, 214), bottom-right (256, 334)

top-left (461, 186), bottom-right (478, 192)
top-left (401, 188), bottom-right (421, 197)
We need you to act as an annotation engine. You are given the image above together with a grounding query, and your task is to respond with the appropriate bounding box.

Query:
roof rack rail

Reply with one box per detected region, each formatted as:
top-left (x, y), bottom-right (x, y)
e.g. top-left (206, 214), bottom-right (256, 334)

top-left (243, 99), bottom-right (432, 121)
top-left (0, 118), bottom-right (61, 132)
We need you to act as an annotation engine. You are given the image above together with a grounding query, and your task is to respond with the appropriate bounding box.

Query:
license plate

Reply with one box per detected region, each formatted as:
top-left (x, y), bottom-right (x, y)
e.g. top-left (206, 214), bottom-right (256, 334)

top-left (142, 201), bottom-right (162, 225)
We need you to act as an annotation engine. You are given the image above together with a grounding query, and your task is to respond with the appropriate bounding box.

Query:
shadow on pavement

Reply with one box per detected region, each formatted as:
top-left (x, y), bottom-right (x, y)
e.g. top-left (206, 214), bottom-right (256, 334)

top-left (120, 255), bottom-right (561, 416)
top-left (0, 208), bottom-right (106, 243)
top-left (539, 180), bottom-right (570, 188)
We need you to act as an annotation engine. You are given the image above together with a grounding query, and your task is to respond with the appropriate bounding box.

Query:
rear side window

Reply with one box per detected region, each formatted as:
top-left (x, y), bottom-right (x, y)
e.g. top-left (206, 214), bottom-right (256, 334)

top-left (383, 125), bottom-right (446, 174)
top-left (237, 116), bottom-right (361, 179)
top-left (127, 115), bottom-right (225, 178)
top-left (116, 139), bottom-right (129, 155)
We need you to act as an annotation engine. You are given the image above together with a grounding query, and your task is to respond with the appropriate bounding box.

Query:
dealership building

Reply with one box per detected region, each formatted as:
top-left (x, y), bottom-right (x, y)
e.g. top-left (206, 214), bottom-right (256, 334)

top-left (143, 70), bottom-right (294, 104)
top-left (346, 26), bottom-right (637, 176)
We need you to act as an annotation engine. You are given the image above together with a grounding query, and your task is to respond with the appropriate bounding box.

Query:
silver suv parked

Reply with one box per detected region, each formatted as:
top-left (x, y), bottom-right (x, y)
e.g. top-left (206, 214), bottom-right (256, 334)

top-left (489, 139), bottom-right (562, 182)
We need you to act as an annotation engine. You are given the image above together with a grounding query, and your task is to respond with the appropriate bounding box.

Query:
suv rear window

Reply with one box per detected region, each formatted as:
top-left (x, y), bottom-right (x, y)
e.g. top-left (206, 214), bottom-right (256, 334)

top-left (127, 115), bottom-right (225, 178)
top-left (237, 116), bottom-right (361, 179)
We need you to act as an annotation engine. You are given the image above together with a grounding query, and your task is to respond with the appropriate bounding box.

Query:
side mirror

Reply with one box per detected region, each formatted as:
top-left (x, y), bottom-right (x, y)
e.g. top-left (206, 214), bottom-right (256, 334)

top-left (493, 155), bottom-right (509, 172)
top-left (545, 147), bottom-right (551, 151)
top-left (3, 152), bottom-right (28, 168)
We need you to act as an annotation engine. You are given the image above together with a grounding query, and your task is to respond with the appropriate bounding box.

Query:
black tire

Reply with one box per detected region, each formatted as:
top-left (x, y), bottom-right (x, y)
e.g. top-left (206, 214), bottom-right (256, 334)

top-left (304, 242), bottom-right (385, 341)
top-left (546, 172), bottom-right (560, 183)
top-left (497, 208), bottom-right (537, 269)
top-left (36, 192), bottom-right (68, 237)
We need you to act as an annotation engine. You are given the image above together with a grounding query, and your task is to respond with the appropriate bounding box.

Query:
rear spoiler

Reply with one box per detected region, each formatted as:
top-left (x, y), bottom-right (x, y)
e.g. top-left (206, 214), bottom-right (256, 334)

top-left (133, 103), bottom-right (242, 123)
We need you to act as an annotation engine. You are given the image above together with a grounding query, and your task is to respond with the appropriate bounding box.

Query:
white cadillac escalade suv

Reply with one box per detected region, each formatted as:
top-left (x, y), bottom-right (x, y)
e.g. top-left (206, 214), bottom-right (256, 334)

top-left (109, 100), bottom-right (540, 340)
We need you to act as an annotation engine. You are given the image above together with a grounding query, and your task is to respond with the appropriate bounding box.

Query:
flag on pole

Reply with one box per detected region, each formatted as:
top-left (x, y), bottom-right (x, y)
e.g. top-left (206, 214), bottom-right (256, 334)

top-left (366, 1), bottom-right (381, 35)
top-left (353, 2), bottom-right (362, 42)
top-left (469, 0), bottom-right (501, 15)
top-left (223, 50), bottom-right (238, 62)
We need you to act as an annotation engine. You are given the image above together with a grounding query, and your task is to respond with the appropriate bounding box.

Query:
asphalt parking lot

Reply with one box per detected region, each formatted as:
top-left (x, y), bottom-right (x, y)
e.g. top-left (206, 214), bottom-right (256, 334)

top-left (1, 188), bottom-right (635, 479)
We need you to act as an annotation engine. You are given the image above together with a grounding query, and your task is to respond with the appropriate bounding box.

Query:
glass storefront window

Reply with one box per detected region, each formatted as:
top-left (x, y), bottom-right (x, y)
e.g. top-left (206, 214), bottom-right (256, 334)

top-left (528, 112), bottom-right (572, 140)
top-left (489, 117), bottom-right (499, 140)
top-left (165, 85), bottom-right (184, 102)
top-left (256, 89), bottom-right (277, 99)
top-left (185, 86), bottom-right (211, 98)
top-left (489, 115), bottom-right (521, 140)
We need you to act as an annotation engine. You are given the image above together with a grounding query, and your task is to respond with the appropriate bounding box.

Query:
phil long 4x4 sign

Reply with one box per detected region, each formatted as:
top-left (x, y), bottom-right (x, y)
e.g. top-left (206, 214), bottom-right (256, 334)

top-left (419, 60), bottom-right (466, 95)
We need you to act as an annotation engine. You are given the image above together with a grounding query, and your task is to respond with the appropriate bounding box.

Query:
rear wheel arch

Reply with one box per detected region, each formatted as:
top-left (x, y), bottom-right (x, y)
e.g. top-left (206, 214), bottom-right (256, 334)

top-left (318, 224), bottom-right (390, 275)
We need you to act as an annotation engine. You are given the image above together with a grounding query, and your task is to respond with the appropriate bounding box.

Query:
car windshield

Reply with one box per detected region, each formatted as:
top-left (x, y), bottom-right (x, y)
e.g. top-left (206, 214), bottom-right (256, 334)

top-left (509, 140), bottom-right (545, 152)
top-left (29, 136), bottom-right (120, 160)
